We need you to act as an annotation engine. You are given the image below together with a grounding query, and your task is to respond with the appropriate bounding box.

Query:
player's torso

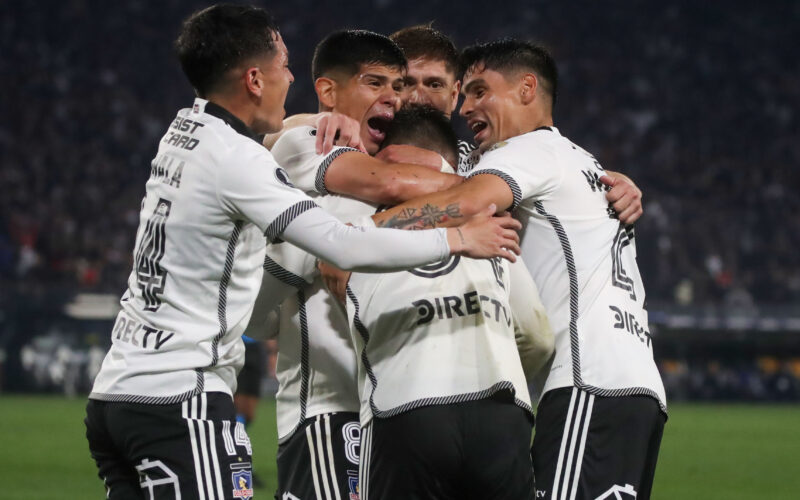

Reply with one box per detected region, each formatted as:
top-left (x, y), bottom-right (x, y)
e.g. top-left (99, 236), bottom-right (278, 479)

top-left (271, 131), bottom-right (371, 438)
top-left (348, 256), bottom-right (531, 424)
top-left (91, 106), bottom-right (266, 400)
top-left (510, 132), bottom-right (665, 407)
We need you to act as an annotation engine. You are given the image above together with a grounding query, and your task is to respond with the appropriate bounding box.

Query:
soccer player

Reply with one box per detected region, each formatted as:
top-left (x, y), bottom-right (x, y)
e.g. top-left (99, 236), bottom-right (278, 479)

top-left (252, 30), bottom-right (475, 500)
top-left (370, 40), bottom-right (667, 499)
top-left (83, 6), bottom-right (521, 498)
top-left (347, 104), bottom-right (555, 500)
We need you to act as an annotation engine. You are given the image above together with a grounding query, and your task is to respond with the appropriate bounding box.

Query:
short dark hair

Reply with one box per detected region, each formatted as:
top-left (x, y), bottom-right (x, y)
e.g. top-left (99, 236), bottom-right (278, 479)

top-left (312, 30), bottom-right (407, 81)
top-left (381, 105), bottom-right (459, 168)
top-left (390, 24), bottom-right (459, 78)
top-left (175, 4), bottom-right (280, 97)
top-left (460, 39), bottom-right (558, 109)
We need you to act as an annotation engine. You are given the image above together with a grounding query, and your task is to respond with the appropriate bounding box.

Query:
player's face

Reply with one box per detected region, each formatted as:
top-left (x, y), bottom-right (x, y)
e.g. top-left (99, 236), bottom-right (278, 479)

top-left (402, 57), bottom-right (459, 117)
top-left (332, 64), bottom-right (404, 155)
top-left (460, 66), bottom-right (523, 152)
top-left (254, 33), bottom-right (294, 134)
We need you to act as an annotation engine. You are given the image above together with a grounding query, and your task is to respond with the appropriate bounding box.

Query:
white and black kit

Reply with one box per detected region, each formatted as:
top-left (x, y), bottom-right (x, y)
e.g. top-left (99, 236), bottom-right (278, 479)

top-left (468, 126), bottom-right (667, 499)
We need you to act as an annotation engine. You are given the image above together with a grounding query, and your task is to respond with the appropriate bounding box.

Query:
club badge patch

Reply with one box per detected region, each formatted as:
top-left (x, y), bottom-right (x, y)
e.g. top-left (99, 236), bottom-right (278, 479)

top-left (275, 167), bottom-right (295, 188)
top-left (231, 469), bottom-right (254, 499)
top-left (348, 472), bottom-right (360, 500)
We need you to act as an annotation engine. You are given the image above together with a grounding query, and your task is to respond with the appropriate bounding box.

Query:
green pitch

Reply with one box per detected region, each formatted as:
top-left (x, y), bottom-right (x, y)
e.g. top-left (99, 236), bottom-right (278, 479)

top-left (0, 396), bottom-right (798, 499)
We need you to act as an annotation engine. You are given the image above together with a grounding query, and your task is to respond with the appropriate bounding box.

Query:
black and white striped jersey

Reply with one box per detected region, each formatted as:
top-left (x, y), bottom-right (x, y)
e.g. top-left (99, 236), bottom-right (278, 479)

top-left (90, 99), bottom-right (322, 404)
top-left (265, 127), bottom-right (374, 441)
top-left (468, 127), bottom-right (666, 412)
top-left (345, 255), bottom-right (548, 426)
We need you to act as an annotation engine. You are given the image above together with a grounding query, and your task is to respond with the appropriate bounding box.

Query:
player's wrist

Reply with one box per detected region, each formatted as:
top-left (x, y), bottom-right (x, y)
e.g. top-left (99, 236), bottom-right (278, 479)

top-left (446, 227), bottom-right (466, 255)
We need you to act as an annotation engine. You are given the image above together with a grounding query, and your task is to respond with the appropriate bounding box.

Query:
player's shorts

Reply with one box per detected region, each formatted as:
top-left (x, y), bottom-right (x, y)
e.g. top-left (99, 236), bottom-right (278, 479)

top-left (276, 412), bottom-right (361, 500)
top-left (531, 387), bottom-right (666, 500)
top-left (85, 392), bottom-right (254, 500)
top-left (359, 396), bottom-right (534, 500)
top-left (236, 341), bottom-right (266, 397)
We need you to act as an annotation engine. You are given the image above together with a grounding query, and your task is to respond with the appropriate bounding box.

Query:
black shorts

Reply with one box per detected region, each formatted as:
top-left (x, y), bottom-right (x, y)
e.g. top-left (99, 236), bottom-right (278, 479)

top-left (276, 412), bottom-right (361, 500)
top-left (359, 397), bottom-right (534, 500)
top-left (85, 392), bottom-right (254, 500)
top-left (236, 341), bottom-right (266, 397)
top-left (531, 387), bottom-right (666, 500)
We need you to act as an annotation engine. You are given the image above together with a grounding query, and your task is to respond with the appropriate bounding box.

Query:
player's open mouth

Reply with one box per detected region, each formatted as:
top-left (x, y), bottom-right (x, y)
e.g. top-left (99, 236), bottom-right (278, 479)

top-left (470, 120), bottom-right (488, 142)
top-left (367, 114), bottom-right (392, 143)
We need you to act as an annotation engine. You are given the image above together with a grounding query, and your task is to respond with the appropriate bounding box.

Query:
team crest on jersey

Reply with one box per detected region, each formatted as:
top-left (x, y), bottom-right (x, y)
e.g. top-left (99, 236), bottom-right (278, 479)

top-left (488, 140), bottom-right (508, 152)
top-left (408, 255), bottom-right (461, 278)
top-left (348, 473), bottom-right (360, 500)
top-left (274, 167), bottom-right (295, 188)
top-left (231, 469), bottom-right (254, 499)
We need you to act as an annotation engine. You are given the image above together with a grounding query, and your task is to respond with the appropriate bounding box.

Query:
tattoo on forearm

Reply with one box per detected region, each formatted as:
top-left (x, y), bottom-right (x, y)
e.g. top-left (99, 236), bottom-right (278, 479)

top-left (378, 203), bottom-right (463, 229)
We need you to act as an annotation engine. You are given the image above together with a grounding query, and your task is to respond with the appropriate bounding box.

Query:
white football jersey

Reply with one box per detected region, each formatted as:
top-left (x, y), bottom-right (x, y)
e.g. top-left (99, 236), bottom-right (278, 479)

top-left (346, 255), bottom-right (539, 426)
top-left (266, 127), bottom-right (374, 441)
top-left (469, 127), bottom-right (667, 412)
top-left (90, 98), bottom-right (320, 404)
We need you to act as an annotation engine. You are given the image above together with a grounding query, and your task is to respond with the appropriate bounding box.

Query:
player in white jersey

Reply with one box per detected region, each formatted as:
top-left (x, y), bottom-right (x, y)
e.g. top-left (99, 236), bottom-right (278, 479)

top-left (370, 40), bottom-right (666, 500)
top-left (84, 8), bottom-right (522, 499)
top-left (255, 30), bottom-right (462, 500)
top-left (344, 104), bottom-right (554, 500)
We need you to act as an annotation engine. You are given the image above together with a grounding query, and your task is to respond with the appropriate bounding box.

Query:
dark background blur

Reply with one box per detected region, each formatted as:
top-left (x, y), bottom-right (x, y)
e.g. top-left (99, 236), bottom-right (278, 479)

top-left (1, 0), bottom-right (798, 400)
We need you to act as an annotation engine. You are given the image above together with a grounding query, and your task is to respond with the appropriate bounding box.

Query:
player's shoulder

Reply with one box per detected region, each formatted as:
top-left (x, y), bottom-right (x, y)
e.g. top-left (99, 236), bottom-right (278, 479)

top-left (271, 126), bottom-right (317, 159)
top-left (478, 127), bottom-right (560, 168)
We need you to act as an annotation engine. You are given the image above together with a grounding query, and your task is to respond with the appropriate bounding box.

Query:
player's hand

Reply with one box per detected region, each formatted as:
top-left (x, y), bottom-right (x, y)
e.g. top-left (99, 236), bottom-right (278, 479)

top-left (375, 144), bottom-right (443, 170)
top-left (318, 260), bottom-right (351, 305)
top-left (601, 171), bottom-right (643, 225)
top-left (447, 204), bottom-right (521, 262)
top-left (315, 112), bottom-right (367, 154)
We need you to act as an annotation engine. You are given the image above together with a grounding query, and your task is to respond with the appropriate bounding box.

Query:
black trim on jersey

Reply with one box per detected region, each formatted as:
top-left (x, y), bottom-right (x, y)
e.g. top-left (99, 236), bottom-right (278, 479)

top-left (533, 201), bottom-right (667, 415)
top-left (315, 147), bottom-right (363, 195)
top-left (211, 221), bottom-right (242, 366)
top-left (534, 126), bottom-right (553, 132)
top-left (264, 200), bottom-right (319, 243)
top-left (204, 102), bottom-right (260, 143)
top-left (346, 286), bottom-right (533, 420)
top-left (534, 201), bottom-right (581, 384)
top-left (346, 285), bottom-right (381, 416)
top-left (297, 289), bottom-right (310, 427)
top-left (468, 169), bottom-right (523, 210)
top-left (89, 369), bottom-right (205, 405)
top-left (277, 288), bottom-right (312, 446)
top-left (263, 254), bottom-right (308, 288)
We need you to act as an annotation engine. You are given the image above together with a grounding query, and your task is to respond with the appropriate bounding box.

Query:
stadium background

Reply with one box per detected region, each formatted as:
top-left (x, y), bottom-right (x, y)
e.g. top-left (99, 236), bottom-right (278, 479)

top-left (1, 0), bottom-right (798, 498)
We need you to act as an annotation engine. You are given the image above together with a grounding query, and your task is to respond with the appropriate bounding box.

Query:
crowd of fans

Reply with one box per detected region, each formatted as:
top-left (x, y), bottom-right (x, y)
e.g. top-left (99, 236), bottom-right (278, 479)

top-left (2, 1), bottom-right (797, 307)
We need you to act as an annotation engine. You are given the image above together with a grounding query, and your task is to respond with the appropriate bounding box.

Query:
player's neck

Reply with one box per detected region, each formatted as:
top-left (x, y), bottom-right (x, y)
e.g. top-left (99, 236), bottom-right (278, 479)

top-left (206, 93), bottom-right (258, 132)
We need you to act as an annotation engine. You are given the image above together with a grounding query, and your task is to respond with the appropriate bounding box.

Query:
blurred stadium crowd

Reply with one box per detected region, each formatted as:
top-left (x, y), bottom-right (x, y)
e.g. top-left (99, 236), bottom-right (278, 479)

top-left (1, 1), bottom-right (798, 398)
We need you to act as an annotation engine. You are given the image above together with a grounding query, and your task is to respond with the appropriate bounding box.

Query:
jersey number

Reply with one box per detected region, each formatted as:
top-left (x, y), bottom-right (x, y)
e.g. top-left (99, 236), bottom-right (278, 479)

top-left (135, 198), bottom-right (172, 311)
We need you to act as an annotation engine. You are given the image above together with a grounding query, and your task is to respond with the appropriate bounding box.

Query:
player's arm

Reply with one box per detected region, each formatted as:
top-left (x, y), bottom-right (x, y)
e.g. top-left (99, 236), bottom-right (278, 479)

top-left (507, 260), bottom-right (555, 392)
top-left (370, 173), bottom-right (514, 229)
top-left (279, 203), bottom-right (520, 272)
top-left (263, 112), bottom-right (365, 153)
top-left (322, 151), bottom-right (464, 205)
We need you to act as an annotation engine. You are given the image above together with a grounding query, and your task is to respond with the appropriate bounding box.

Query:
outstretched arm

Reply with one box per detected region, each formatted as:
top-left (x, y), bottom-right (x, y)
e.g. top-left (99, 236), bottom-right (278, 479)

top-left (370, 174), bottom-right (514, 229)
top-left (280, 204), bottom-right (520, 273)
top-left (323, 151), bottom-right (464, 205)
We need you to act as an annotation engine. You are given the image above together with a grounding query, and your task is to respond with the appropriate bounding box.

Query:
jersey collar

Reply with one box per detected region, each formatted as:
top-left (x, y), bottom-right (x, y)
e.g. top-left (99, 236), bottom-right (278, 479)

top-left (196, 98), bottom-right (261, 144)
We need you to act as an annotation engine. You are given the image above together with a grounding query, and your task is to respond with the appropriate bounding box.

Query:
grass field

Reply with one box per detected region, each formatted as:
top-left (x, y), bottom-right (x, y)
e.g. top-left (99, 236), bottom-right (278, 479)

top-left (0, 396), bottom-right (798, 499)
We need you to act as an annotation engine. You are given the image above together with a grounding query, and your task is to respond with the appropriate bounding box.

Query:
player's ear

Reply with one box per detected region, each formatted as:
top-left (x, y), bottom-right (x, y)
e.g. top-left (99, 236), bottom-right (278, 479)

top-left (315, 77), bottom-right (337, 109)
top-left (450, 79), bottom-right (461, 113)
top-left (244, 66), bottom-right (263, 98)
top-left (520, 73), bottom-right (537, 105)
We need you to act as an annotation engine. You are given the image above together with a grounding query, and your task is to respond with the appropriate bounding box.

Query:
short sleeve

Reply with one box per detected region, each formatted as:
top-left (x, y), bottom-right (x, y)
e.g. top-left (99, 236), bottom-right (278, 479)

top-left (216, 143), bottom-right (318, 242)
top-left (271, 126), bottom-right (363, 195)
top-left (467, 134), bottom-right (562, 210)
